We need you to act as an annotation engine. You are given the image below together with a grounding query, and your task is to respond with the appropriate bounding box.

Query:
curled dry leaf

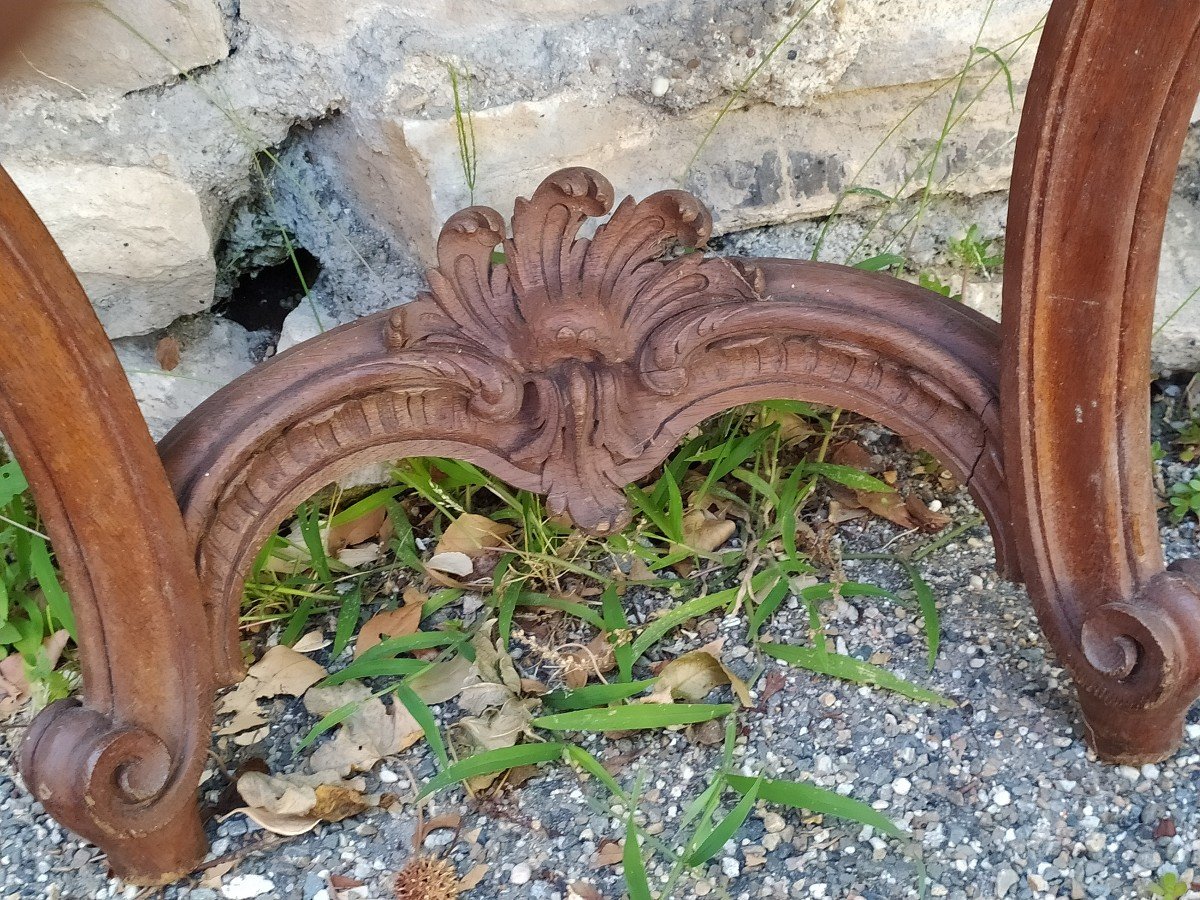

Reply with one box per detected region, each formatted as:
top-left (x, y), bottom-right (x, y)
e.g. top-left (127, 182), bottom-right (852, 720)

top-left (216, 645), bottom-right (328, 737)
top-left (645, 643), bottom-right (751, 707)
top-left (427, 513), bottom-right (514, 586)
top-left (292, 630), bottom-right (330, 653)
top-left (155, 335), bottom-right (181, 371)
top-left (355, 586), bottom-right (426, 658)
top-left (458, 864), bottom-right (489, 892)
top-left (568, 883), bottom-right (604, 900)
top-left (304, 681), bottom-right (424, 773)
top-left (905, 493), bottom-right (952, 530)
top-left (326, 505), bottom-right (388, 554)
top-left (408, 653), bottom-right (473, 705)
top-left (671, 509), bottom-right (736, 575)
top-left (232, 769), bottom-right (369, 836)
top-left (851, 488), bottom-right (918, 530)
top-left (0, 629), bottom-right (69, 718)
top-left (562, 632), bottom-right (616, 690)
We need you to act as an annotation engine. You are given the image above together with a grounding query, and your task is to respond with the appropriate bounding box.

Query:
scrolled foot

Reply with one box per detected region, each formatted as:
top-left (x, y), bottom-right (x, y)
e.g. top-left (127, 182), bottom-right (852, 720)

top-left (1076, 569), bottom-right (1200, 763)
top-left (20, 699), bottom-right (206, 885)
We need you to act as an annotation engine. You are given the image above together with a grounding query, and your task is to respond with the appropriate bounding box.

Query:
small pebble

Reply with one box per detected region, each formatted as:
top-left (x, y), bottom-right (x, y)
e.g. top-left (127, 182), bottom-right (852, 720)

top-left (650, 76), bottom-right (670, 97)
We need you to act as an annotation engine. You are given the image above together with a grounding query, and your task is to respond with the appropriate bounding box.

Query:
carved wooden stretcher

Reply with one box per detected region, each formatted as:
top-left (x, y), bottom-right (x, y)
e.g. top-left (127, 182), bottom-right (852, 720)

top-left (2, 0), bottom-right (1200, 885)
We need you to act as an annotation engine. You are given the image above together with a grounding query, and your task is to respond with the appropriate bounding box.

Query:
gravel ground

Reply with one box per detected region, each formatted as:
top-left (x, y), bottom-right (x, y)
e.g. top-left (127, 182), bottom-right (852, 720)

top-left (3, 412), bottom-right (1200, 899)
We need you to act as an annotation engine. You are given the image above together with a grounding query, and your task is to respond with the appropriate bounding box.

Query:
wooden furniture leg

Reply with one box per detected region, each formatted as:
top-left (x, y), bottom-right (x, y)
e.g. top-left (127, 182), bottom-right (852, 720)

top-left (1, 165), bottom-right (213, 883)
top-left (1002, 0), bottom-right (1200, 762)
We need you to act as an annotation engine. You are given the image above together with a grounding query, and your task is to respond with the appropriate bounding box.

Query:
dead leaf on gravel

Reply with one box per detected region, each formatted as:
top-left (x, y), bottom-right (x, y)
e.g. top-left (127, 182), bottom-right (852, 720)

top-left (292, 631), bottom-right (329, 653)
top-left (852, 488), bottom-right (918, 529)
top-left (231, 769), bottom-right (369, 835)
top-left (355, 586), bottom-right (426, 658)
top-left (455, 696), bottom-right (539, 754)
top-left (827, 499), bottom-right (869, 525)
top-left (304, 681), bottom-right (424, 772)
top-left (568, 883), bottom-right (604, 900)
top-left (426, 551), bottom-right (474, 584)
top-left (216, 645), bottom-right (327, 736)
top-left (0, 629), bottom-right (69, 717)
top-left (830, 440), bottom-right (879, 472)
top-left (326, 505), bottom-right (388, 554)
top-left (645, 643), bottom-right (751, 707)
top-left (458, 864), bottom-right (489, 891)
top-left (562, 632), bottom-right (616, 689)
top-left (198, 860), bottom-right (236, 890)
top-left (436, 513), bottom-right (514, 557)
top-left (408, 653), bottom-right (473, 705)
top-left (761, 407), bottom-right (817, 446)
top-left (427, 513), bottom-right (514, 586)
top-left (591, 840), bottom-right (623, 868)
top-left (905, 494), bottom-right (952, 530)
top-left (155, 335), bottom-right (181, 371)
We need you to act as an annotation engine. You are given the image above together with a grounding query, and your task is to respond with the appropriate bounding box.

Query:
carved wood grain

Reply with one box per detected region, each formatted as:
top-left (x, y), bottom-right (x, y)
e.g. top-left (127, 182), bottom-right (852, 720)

top-left (1003, 0), bottom-right (1200, 761)
top-left (160, 168), bottom-right (1012, 685)
top-left (0, 165), bottom-right (212, 882)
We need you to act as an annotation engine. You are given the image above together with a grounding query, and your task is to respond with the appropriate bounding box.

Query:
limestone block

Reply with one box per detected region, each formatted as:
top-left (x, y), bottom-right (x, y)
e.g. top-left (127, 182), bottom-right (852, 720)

top-left (2, 0), bottom-right (228, 97)
top-left (239, 0), bottom-right (635, 49)
top-left (114, 319), bottom-right (258, 440)
top-left (7, 164), bottom-right (217, 338)
top-left (834, 0), bottom-right (1049, 93)
top-left (328, 77), bottom-right (1023, 262)
top-left (1152, 194), bottom-right (1200, 375)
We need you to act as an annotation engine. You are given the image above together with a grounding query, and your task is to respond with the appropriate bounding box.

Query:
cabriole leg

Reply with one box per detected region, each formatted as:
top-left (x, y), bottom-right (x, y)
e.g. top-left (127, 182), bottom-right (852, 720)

top-left (0, 165), bottom-right (212, 883)
top-left (1002, 0), bottom-right (1200, 762)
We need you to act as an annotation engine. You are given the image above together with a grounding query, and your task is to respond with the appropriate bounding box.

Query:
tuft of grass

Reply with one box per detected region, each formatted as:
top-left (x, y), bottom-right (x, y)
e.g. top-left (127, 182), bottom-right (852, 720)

top-left (446, 64), bottom-right (479, 204)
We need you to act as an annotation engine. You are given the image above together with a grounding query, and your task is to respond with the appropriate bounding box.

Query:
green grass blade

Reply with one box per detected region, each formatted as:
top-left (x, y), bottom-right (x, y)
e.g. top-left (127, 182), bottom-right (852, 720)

top-left (320, 658), bottom-right (431, 685)
top-left (544, 679), bottom-right (656, 711)
top-left (624, 812), bottom-right (653, 900)
top-left (726, 774), bottom-right (903, 838)
top-left (417, 743), bottom-right (566, 799)
top-left (296, 502), bottom-right (332, 583)
top-left (534, 703), bottom-right (732, 732)
top-left (395, 682), bottom-right (449, 769)
top-left (685, 775), bottom-right (762, 867)
top-left (900, 561), bottom-right (940, 670)
top-left (512, 592), bottom-right (605, 631)
top-left (29, 538), bottom-right (73, 637)
top-left (331, 583), bottom-right (362, 658)
top-left (760, 643), bottom-right (953, 707)
top-left (802, 462), bottom-right (893, 493)
top-left (565, 745), bottom-right (629, 802)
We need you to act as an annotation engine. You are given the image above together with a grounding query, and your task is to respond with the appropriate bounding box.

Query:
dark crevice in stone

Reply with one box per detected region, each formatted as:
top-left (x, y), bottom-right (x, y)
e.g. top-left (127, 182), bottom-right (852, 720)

top-left (217, 247), bottom-right (322, 335)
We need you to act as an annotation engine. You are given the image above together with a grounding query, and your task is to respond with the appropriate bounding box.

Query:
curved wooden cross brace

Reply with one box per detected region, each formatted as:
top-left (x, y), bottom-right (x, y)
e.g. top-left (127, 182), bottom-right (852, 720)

top-left (2, 0), bottom-right (1199, 885)
top-left (159, 167), bottom-right (1013, 687)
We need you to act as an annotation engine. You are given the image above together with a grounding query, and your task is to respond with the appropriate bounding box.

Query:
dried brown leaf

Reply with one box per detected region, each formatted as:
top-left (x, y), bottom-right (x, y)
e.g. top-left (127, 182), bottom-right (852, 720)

top-left (852, 489), bottom-right (919, 529)
top-left (216, 645), bottom-right (327, 734)
top-left (644, 647), bottom-right (751, 706)
top-left (155, 335), bottom-right (181, 371)
top-left (408, 653), bottom-right (472, 705)
top-left (905, 494), bottom-right (952, 530)
top-left (326, 505), bottom-right (388, 554)
top-left (355, 587), bottom-right (425, 658)
top-left (304, 681), bottom-right (424, 772)
top-left (830, 440), bottom-right (878, 472)
top-left (458, 864), bottom-right (489, 892)
top-left (591, 840), bottom-right (623, 868)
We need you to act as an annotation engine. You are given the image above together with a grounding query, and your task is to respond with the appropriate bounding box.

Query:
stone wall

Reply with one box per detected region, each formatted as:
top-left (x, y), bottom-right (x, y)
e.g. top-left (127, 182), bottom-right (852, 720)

top-left (2, 0), bottom-right (1198, 436)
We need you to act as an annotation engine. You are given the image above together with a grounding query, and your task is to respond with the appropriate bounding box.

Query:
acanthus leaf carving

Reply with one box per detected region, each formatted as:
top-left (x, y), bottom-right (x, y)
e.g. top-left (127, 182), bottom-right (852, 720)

top-left (385, 167), bottom-right (768, 532)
